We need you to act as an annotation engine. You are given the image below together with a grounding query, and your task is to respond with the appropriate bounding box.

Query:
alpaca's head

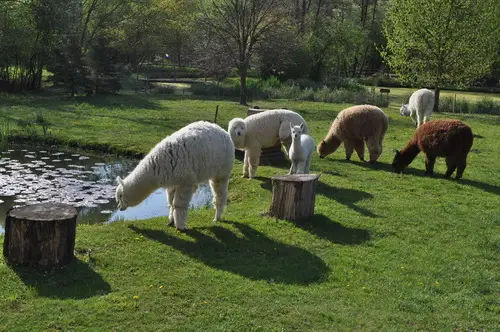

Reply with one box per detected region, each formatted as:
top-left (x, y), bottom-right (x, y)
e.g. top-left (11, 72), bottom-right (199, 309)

top-left (400, 104), bottom-right (410, 116)
top-left (391, 149), bottom-right (406, 173)
top-left (317, 136), bottom-right (341, 159)
top-left (228, 118), bottom-right (246, 149)
top-left (290, 123), bottom-right (305, 140)
top-left (115, 176), bottom-right (131, 211)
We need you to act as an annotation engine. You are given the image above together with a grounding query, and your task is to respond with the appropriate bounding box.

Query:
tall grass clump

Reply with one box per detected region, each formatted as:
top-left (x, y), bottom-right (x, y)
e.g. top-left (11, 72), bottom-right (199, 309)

top-left (0, 119), bottom-right (12, 148)
top-left (439, 97), bottom-right (500, 115)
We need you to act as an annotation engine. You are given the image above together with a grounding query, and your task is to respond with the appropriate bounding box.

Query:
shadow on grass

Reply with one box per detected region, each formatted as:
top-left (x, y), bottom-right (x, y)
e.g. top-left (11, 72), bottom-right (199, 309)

top-left (129, 221), bottom-right (330, 285)
top-left (257, 177), bottom-right (379, 218)
top-left (10, 258), bottom-right (111, 299)
top-left (290, 214), bottom-right (371, 245)
top-left (346, 160), bottom-right (500, 196)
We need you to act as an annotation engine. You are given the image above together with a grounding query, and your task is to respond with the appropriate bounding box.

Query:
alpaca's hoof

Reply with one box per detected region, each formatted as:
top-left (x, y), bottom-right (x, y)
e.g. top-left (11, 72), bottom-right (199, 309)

top-left (242, 174), bottom-right (249, 178)
top-left (167, 219), bottom-right (175, 227)
top-left (368, 160), bottom-right (376, 164)
top-left (175, 227), bottom-right (187, 232)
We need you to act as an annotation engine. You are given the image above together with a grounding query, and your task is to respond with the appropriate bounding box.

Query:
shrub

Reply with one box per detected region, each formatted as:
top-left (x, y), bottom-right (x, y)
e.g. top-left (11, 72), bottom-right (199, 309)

top-left (439, 97), bottom-right (500, 115)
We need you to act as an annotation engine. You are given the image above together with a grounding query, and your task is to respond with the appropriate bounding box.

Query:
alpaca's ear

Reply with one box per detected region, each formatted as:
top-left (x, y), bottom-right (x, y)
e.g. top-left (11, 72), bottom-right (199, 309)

top-left (116, 176), bottom-right (124, 186)
top-left (300, 123), bottom-right (304, 130)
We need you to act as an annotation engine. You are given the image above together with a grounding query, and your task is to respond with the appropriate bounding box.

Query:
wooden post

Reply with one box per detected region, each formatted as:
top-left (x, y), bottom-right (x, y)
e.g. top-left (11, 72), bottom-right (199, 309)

top-left (247, 107), bottom-right (287, 165)
top-left (3, 202), bottom-right (78, 267)
top-left (269, 174), bottom-right (320, 221)
top-left (214, 105), bottom-right (219, 123)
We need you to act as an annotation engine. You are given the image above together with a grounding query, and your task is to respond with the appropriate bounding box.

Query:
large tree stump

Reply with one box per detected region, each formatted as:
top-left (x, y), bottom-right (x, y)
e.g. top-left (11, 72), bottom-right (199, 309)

top-left (247, 107), bottom-right (287, 165)
top-left (3, 202), bottom-right (78, 267)
top-left (269, 174), bottom-right (320, 221)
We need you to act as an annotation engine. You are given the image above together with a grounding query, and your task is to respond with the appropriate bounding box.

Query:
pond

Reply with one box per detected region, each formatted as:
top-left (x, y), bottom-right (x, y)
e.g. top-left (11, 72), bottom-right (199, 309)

top-left (0, 145), bottom-right (213, 235)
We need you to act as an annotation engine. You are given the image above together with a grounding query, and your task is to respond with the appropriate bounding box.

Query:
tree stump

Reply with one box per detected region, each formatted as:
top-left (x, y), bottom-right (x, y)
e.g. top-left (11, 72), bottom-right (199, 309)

top-left (247, 107), bottom-right (287, 165)
top-left (269, 174), bottom-right (320, 221)
top-left (3, 202), bottom-right (78, 267)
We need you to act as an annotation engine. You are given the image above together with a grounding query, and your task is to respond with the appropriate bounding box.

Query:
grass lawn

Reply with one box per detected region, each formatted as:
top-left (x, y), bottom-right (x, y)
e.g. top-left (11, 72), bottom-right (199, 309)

top-left (0, 94), bottom-right (499, 331)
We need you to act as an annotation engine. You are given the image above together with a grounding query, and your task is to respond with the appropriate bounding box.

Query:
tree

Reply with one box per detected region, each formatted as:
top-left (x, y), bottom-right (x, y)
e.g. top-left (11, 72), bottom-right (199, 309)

top-left (200, 0), bottom-right (286, 105)
top-left (382, 0), bottom-right (500, 111)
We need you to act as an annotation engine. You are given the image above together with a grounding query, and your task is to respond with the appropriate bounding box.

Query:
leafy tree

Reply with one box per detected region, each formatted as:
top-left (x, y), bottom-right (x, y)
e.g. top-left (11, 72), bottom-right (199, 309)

top-left (199, 0), bottom-right (286, 105)
top-left (382, 0), bottom-right (500, 111)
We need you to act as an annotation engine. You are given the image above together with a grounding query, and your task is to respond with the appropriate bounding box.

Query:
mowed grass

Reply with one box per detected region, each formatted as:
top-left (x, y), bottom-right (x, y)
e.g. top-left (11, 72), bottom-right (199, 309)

top-left (0, 94), bottom-right (499, 331)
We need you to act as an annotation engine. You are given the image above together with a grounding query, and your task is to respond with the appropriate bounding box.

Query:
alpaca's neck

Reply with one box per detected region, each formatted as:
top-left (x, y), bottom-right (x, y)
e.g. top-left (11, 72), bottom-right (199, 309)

top-left (231, 132), bottom-right (245, 149)
top-left (124, 156), bottom-right (160, 206)
top-left (399, 138), bottom-right (421, 166)
top-left (292, 135), bottom-right (302, 151)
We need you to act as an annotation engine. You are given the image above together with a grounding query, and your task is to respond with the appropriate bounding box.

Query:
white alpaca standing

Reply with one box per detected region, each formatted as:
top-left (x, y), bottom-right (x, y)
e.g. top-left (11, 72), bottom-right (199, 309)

top-left (400, 88), bottom-right (435, 128)
top-left (288, 123), bottom-right (315, 174)
top-left (228, 109), bottom-right (309, 178)
top-left (115, 121), bottom-right (234, 230)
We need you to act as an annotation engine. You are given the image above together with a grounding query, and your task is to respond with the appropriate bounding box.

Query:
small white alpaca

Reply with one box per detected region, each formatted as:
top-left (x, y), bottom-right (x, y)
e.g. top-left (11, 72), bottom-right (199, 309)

top-left (115, 121), bottom-right (234, 230)
top-left (288, 123), bottom-right (315, 174)
top-left (400, 88), bottom-right (435, 128)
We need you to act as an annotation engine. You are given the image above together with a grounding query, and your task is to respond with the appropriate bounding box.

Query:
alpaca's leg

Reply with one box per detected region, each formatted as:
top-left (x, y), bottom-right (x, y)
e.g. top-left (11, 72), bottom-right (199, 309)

top-left (344, 139), bottom-right (354, 160)
top-left (423, 111), bottom-right (431, 124)
top-left (296, 160), bottom-right (306, 174)
top-left (366, 136), bottom-right (381, 163)
top-left (304, 154), bottom-right (312, 174)
top-left (416, 112), bottom-right (423, 128)
top-left (444, 156), bottom-right (457, 178)
top-left (354, 139), bottom-right (365, 161)
top-left (455, 159), bottom-right (467, 180)
top-left (410, 111), bottom-right (417, 127)
top-left (172, 186), bottom-right (194, 230)
top-left (210, 176), bottom-right (230, 221)
top-left (424, 155), bottom-right (436, 176)
top-left (289, 160), bottom-right (297, 175)
top-left (243, 150), bottom-right (250, 178)
top-left (247, 148), bottom-right (261, 178)
top-left (166, 187), bottom-right (176, 226)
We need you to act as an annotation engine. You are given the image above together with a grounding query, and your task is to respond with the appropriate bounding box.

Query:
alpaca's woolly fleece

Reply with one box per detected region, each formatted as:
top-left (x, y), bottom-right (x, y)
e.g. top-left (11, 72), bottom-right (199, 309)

top-left (289, 124), bottom-right (315, 174)
top-left (116, 121), bottom-right (235, 229)
top-left (228, 109), bottom-right (309, 178)
top-left (317, 105), bottom-right (388, 163)
top-left (400, 88), bottom-right (435, 127)
top-left (392, 119), bottom-right (473, 179)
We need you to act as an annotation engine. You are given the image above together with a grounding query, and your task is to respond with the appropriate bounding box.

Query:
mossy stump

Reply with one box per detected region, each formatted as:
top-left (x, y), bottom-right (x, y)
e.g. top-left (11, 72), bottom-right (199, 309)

top-left (247, 107), bottom-right (287, 165)
top-left (3, 202), bottom-right (78, 267)
top-left (269, 174), bottom-right (320, 221)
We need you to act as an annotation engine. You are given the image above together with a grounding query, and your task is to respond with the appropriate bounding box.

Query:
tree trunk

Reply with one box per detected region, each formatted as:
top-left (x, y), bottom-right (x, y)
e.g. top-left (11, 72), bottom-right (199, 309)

top-left (3, 203), bottom-right (78, 267)
top-left (239, 65), bottom-right (248, 105)
top-left (434, 86), bottom-right (440, 112)
top-left (269, 174), bottom-right (320, 221)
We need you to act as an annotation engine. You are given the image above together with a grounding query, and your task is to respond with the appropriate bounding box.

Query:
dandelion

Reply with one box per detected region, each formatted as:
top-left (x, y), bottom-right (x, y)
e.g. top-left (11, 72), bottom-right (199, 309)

top-left (435, 281), bottom-right (440, 285)
top-left (135, 237), bottom-right (140, 240)
top-left (159, 285), bottom-right (164, 289)
top-left (133, 296), bottom-right (139, 300)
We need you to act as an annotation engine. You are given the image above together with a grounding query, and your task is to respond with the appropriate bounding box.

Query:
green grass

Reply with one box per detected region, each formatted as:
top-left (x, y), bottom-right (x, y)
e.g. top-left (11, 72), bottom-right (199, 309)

top-left (0, 94), bottom-right (499, 331)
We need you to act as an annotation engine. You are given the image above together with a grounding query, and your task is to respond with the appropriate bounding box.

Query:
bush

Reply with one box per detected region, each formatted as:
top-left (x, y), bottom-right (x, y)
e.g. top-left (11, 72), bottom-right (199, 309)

top-left (439, 97), bottom-right (500, 115)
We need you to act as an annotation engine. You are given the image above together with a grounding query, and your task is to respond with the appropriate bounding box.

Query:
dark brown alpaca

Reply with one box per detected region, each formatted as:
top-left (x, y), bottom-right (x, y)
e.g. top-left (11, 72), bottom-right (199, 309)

top-left (392, 119), bottom-right (473, 179)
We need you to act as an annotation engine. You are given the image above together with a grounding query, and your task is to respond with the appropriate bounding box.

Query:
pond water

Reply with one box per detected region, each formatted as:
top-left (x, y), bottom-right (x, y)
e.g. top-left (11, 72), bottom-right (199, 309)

top-left (0, 145), bottom-right (213, 235)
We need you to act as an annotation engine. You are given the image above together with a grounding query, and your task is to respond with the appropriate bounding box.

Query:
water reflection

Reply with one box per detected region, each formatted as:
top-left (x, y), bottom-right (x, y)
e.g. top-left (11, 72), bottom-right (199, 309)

top-left (0, 145), bottom-right (212, 234)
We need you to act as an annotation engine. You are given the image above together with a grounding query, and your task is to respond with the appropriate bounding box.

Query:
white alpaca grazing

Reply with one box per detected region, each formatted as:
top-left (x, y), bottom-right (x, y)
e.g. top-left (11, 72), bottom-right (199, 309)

top-left (288, 123), bottom-right (315, 174)
top-left (115, 121), bottom-right (234, 230)
top-left (400, 88), bottom-right (435, 128)
top-left (228, 109), bottom-right (309, 178)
